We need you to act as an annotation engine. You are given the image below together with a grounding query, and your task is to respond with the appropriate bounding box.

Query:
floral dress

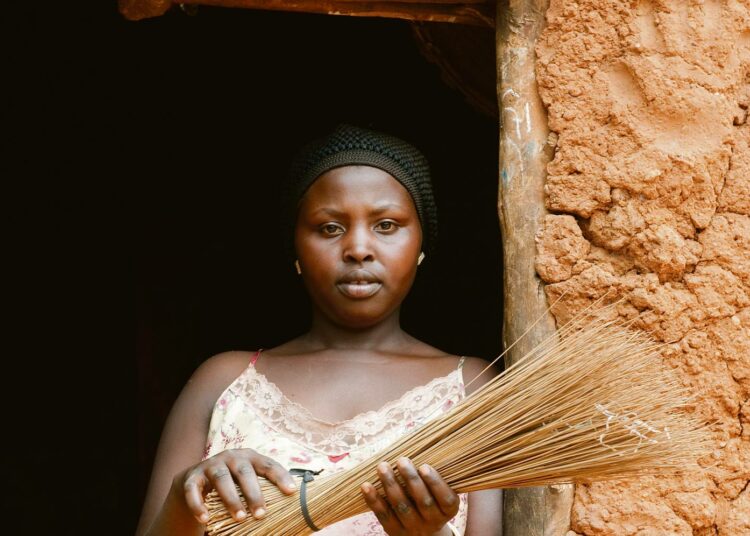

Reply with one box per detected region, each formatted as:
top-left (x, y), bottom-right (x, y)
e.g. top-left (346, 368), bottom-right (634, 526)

top-left (203, 351), bottom-right (469, 535)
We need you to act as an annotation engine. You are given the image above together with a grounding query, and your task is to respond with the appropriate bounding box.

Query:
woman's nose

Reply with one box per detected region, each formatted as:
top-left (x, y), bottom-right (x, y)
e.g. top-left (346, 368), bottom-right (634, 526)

top-left (343, 225), bottom-right (375, 263)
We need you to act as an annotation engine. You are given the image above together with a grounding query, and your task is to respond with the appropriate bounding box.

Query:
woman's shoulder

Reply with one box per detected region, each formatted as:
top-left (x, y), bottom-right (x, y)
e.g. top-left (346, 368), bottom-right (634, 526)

top-left (409, 339), bottom-right (496, 374)
top-left (198, 349), bottom-right (257, 377)
top-left (459, 355), bottom-right (501, 397)
top-left (194, 350), bottom-right (256, 378)
top-left (410, 340), bottom-right (499, 394)
top-left (186, 351), bottom-right (257, 410)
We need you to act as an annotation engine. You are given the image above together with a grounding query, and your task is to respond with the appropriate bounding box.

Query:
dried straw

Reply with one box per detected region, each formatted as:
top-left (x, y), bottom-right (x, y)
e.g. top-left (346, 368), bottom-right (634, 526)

top-left (205, 302), bottom-right (707, 535)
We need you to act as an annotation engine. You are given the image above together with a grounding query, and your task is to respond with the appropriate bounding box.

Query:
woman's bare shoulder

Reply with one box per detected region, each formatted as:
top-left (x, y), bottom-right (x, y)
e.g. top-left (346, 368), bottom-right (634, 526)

top-left (460, 356), bottom-right (501, 396)
top-left (185, 350), bottom-right (257, 410)
top-left (407, 339), bottom-right (499, 390)
top-left (192, 350), bottom-right (254, 381)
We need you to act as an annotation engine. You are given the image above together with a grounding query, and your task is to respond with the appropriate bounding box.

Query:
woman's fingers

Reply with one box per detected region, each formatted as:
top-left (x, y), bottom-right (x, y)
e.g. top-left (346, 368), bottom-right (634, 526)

top-left (363, 460), bottom-right (459, 535)
top-left (377, 461), bottom-right (420, 529)
top-left (396, 458), bottom-right (441, 521)
top-left (181, 472), bottom-right (210, 523)
top-left (361, 481), bottom-right (401, 534)
top-left (208, 464), bottom-right (249, 521)
top-left (179, 449), bottom-right (297, 525)
top-left (251, 453), bottom-right (298, 495)
top-left (418, 464), bottom-right (460, 518)
top-left (228, 460), bottom-right (266, 519)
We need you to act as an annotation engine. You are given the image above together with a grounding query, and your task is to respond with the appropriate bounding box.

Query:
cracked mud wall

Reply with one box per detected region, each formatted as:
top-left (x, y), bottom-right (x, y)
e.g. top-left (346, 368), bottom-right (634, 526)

top-left (533, 0), bottom-right (750, 534)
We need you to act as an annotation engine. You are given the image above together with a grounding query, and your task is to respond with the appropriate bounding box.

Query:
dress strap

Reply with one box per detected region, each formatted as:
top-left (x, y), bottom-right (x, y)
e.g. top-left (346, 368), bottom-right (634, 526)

top-left (250, 349), bottom-right (263, 366)
top-left (457, 356), bottom-right (466, 370)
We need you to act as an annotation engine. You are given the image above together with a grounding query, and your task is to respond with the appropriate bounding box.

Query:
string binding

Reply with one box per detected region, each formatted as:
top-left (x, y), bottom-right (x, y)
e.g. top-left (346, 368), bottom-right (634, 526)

top-left (289, 467), bottom-right (324, 531)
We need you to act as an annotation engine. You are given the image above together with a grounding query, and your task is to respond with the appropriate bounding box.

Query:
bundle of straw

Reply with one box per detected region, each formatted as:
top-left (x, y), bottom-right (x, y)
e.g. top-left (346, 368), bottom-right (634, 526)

top-left (205, 306), bottom-right (707, 535)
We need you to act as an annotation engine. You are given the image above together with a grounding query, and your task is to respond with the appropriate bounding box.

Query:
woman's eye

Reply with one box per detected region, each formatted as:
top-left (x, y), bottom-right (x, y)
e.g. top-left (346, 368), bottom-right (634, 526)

top-left (321, 224), bottom-right (343, 235)
top-left (376, 221), bottom-right (397, 232)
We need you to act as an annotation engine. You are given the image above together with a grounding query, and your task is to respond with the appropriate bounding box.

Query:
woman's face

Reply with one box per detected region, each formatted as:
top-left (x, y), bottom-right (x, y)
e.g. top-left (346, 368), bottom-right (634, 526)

top-left (294, 165), bottom-right (423, 329)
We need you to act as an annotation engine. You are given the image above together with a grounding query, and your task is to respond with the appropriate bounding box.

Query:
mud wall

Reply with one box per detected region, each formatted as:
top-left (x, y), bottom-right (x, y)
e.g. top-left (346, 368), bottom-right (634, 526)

top-left (533, 0), bottom-right (750, 533)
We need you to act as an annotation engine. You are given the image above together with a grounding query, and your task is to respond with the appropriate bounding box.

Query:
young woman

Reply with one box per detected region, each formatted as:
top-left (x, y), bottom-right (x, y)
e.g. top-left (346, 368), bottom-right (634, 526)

top-left (136, 124), bottom-right (502, 536)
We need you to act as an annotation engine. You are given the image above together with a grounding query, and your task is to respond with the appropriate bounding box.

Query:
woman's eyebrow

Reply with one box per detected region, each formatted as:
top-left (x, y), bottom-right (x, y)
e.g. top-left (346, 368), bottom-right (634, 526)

top-left (370, 203), bottom-right (406, 215)
top-left (311, 204), bottom-right (406, 217)
top-left (311, 207), bottom-right (345, 218)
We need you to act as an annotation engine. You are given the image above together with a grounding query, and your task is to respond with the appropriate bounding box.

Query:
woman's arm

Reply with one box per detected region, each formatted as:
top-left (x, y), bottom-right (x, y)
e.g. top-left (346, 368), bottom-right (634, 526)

top-left (465, 489), bottom-right (503, 535)
top-left (135, 352), bottom-right (255, 536)
top-left (463, 357), bottom-right (504, 535)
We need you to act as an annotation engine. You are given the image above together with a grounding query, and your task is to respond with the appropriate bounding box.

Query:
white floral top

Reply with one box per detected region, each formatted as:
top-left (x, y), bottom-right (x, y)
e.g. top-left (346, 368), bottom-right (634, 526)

top-left (203, 351), bottom-right (468, 535)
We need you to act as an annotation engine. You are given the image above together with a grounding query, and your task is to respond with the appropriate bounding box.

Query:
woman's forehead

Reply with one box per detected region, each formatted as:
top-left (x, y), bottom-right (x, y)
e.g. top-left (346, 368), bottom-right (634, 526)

top-left (301, 165), bottom-right (414, 207)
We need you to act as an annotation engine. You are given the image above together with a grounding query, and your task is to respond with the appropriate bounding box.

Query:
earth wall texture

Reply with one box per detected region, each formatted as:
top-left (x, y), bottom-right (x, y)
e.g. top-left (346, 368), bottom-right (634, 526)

top-left (534, 0), bottom-right (750, 534)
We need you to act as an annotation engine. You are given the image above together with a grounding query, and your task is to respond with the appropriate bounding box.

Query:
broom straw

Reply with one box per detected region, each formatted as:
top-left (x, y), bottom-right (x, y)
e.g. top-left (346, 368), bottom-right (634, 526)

top-left (205, 299), bottom-right (708, 535)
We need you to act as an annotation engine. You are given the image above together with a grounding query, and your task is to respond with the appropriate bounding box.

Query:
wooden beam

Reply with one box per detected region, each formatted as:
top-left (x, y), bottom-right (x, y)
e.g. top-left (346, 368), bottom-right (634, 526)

top-left (119, 0), bottom-right (495, 27)
top-left (495, 0), bottom-right (574, 534)
top-left (119, 0), bottom-right (171, 20)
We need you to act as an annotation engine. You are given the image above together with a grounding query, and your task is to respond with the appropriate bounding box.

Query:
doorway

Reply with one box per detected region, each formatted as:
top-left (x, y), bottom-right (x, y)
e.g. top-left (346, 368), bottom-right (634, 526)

top-left (134, 6), bottom-right (502, 529)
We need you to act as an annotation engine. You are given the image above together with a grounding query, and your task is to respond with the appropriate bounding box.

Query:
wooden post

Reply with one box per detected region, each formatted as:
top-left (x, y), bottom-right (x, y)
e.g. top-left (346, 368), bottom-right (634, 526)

top-left (495, 0), bottom-right (574, 534)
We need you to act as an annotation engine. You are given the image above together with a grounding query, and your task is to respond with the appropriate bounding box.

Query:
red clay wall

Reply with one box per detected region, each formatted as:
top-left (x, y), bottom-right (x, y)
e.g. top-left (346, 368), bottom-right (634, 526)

top-left (534, 0), bottom-right (750, 533)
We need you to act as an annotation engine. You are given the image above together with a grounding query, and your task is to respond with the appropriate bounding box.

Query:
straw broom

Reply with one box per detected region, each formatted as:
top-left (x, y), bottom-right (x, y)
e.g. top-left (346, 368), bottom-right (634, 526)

top-left (204, 303), bottom-right (708, 535)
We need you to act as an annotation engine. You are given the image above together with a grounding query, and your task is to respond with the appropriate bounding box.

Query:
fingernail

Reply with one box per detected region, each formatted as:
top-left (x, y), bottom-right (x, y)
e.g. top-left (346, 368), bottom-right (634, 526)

top-left (198, 513), bottom-right (209, 523)
top-left (361, 482), bottom-right (372, 493)
top-left (288, 481), bottom-right (297, 490)
top-left (419, 464), bottom-right (431, 476)
top-left (254, 507), bottom-right (266, 518)
top-left (236, 510), bottom-right (247, 520)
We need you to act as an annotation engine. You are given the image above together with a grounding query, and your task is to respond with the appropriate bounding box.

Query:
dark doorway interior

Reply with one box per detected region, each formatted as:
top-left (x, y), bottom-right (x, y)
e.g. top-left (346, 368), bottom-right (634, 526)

top-left (134, 6), bottom-right (502, 532)
top-left (0, 2), bottom-right (502, 536)
top-left (13, 5), bottom-right (501, 534)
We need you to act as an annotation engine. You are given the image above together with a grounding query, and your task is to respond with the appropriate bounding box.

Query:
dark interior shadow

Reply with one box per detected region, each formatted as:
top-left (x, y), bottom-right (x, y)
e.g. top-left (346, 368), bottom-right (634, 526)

top-left (8, 4), bottom-right (502, 533)
top-left (133, 8), bottom-right (502, 532)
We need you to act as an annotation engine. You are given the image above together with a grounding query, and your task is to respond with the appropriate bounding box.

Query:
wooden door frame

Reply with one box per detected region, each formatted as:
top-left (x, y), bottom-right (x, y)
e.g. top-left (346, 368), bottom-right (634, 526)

top-left (119, 0), bottom-right (495, 26)
top-left (495, 1), bottom-right (573, 534)
top-left (121, 0), bottom-right (573, 533)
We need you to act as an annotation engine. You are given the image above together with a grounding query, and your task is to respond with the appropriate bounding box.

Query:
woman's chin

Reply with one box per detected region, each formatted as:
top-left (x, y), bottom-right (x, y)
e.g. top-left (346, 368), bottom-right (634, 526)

top-left (332, 306), bottom-right (396, 330)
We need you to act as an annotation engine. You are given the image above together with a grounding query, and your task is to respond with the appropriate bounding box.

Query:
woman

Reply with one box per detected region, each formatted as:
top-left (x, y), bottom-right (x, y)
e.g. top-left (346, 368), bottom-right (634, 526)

top-left (136, 124), bottom-right (502, 536)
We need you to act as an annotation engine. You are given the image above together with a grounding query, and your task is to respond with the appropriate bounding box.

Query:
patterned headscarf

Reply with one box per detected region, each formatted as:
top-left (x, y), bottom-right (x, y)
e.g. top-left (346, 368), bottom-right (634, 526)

top-left (284, 123), bottom-right (438, 258)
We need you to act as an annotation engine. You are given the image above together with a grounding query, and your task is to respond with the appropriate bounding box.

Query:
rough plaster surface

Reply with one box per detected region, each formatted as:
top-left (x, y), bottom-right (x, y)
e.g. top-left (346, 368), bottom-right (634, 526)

top-left (535, 0), bottom-right (750, 534)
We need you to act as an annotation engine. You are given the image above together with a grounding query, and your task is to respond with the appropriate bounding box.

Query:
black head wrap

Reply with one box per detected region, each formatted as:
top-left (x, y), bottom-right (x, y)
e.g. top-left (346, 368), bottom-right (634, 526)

top-left (283, 123), bottom-right (438, 260)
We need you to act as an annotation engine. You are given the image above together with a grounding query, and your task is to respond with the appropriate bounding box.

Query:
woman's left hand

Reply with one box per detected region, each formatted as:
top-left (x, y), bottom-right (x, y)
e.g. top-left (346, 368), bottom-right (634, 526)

top-left (361, 457), bottom-right (459, 536)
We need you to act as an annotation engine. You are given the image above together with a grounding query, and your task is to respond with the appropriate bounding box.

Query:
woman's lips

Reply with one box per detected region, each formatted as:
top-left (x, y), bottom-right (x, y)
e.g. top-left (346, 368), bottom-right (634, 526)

top-left (336, 281), bottom-right (382, 298)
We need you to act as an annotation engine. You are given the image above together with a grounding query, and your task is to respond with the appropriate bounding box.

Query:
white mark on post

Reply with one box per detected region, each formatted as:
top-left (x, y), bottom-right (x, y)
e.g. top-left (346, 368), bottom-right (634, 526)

top-left (525, 102), bottom-right (531, 134)
top-left (504, 107), bottom-right (522, 140)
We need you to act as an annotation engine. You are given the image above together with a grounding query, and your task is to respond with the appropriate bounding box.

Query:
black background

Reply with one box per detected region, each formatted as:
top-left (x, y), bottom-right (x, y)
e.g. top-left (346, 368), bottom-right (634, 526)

top-left (5, 3), bottom-right (501, 534)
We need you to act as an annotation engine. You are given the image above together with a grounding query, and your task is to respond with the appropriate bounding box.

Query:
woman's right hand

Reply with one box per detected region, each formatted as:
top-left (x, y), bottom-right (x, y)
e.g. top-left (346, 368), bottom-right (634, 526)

top-left (174, 448), bottom-right (298, 524)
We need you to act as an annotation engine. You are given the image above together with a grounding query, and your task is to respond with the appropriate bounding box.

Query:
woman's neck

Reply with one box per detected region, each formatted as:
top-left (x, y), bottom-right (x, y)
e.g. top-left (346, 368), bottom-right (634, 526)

top-left (303, 308), bottom-right (411, 352)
